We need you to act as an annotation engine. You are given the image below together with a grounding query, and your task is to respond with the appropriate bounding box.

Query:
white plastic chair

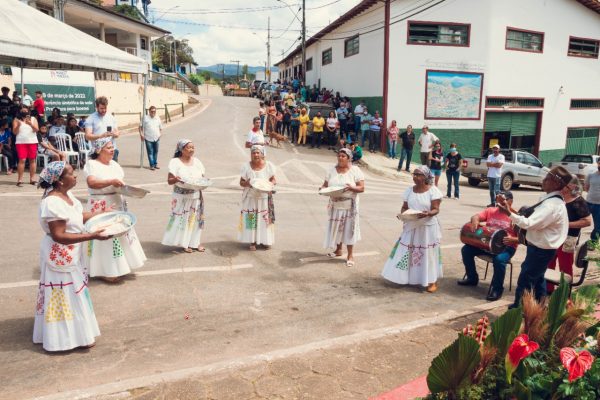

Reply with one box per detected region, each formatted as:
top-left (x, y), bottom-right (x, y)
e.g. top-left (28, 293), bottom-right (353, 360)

top-left (0, 153), bottom-right (8, 173)
top-left (75, 132), bottom-right (92, 166)
top-left (36, 152), bottom-right (50, 169)
top-left (54, 134), bottom-right (80, 168)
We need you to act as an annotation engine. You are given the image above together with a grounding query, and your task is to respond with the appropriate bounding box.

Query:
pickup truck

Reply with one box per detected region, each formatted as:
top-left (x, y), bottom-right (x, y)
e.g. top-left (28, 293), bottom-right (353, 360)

top-left (461, 149), bottom-right (549, 191)
top-left (548, 154), bottom-right (600, 182)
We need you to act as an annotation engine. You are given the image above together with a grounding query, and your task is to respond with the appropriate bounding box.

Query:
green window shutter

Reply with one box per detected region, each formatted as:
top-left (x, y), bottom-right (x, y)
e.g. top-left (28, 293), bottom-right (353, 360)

top-left (484, 113), bottom-right (512, 131)
top-left (509, 113), bottom-right (537, 136)
top-left (566, 128), bottom-right (599, 154)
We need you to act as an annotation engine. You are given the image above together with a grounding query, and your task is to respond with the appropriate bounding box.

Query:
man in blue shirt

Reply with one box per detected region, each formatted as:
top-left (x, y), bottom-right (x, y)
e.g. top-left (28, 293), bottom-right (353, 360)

top-left (336, 102), bottom-right (349, 143)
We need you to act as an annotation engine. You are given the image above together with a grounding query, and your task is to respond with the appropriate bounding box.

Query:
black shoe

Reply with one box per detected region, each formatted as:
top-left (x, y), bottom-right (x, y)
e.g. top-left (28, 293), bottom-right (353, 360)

top-left (405, 169), bottom-right (410, 172)
top-left (457, 278), bottom-right (478, 286)
top-left (486, 289), bottom-right (503, 301)
top-left (508, 303), bottom-right (519, 310)
top-left (487, 204), bottom-right (495, 207)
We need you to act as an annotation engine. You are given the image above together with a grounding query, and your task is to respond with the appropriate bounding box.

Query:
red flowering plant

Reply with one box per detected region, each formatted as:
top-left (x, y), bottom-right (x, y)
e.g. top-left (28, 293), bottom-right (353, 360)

top-left (505, 334), bottom-right (539, 384)
top-left (425, 273), bottom-right (599, 400)
top-left (560, 347), bottom-right (595, 382)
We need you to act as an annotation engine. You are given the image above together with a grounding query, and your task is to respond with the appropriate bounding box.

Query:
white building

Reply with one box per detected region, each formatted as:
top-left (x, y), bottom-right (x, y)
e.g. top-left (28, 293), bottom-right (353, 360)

top-left (276, 0), bottom-right (600, 163)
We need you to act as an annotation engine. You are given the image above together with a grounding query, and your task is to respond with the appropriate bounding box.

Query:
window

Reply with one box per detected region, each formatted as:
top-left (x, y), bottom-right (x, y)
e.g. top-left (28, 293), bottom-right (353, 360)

top-left (486, 97), bottom-right (544, 108)
top-left (140, 36), bottom-right (147, 51)
top-left (506, 28), bottom-right (543, 52)
top-left (568, 36), bottom-right (599, 58)
top-left (570, 99), bottom-right (600, 109)
top-left (408, 22), bottom-right (470, 46)
top-left (322, 48), bottom-right (332, 65)
top-left (306, 58), bottom-right (313, 71)
top-left (344, 35), bottom-right (359, 57)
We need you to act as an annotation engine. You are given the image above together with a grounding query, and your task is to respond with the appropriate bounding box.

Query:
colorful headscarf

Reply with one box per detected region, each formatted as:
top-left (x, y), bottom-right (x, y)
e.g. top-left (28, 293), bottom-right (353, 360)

top-left (176, 139), bottom-right (192, 153)
top-left (92, 137), bottom-right (112, 154)
top-left (251, 144), bottom-right (265, 155)
top-left (38, 161), bottom-right (66, 198)
top-left (415, 165), bottom-right (434, 184)
top-left (338, 148), bottom-right (353, 159)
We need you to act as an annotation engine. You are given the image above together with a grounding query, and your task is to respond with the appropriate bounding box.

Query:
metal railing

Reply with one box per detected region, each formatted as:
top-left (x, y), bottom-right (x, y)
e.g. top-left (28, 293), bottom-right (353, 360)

top-left (95, 71), bottom-right (198, 95)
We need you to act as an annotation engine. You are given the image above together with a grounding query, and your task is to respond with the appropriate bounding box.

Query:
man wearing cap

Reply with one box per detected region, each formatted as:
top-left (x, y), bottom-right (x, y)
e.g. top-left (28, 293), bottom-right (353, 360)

top-left (486, 145), bottom-right (504, 207)
top-left (458, 191), bottom-right (519, 301)
top-left (497, 166), bottom-right (570, 309)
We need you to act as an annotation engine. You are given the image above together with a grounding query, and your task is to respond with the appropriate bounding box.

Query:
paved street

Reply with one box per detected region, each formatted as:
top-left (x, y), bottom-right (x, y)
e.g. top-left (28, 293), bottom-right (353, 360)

top-left (0, 96), bottom-right (578, 399)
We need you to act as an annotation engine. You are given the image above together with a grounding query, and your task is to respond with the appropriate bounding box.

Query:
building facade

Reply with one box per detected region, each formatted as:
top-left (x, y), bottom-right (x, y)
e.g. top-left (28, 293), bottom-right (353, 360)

top-left (277, 0), bottom-right (600, 163)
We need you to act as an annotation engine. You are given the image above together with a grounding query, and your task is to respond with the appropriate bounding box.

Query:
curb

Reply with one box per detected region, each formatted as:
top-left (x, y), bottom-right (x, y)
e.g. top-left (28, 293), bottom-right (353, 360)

top-left (359, 156), bottom-right (413, 183)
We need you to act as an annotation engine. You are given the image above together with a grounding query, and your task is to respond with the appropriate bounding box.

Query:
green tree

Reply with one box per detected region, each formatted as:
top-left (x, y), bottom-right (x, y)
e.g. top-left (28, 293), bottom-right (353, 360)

top-left (242, 64), bottom-right (249, 78)
top-left (151, 36), bottom-right (195, 72)
top-left (113, 4), bottom-right (142, 20)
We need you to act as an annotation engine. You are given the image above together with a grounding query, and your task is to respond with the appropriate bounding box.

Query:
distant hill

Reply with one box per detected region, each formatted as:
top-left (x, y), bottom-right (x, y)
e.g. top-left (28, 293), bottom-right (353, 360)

top-left (197, 64), bottom-right (279, 76)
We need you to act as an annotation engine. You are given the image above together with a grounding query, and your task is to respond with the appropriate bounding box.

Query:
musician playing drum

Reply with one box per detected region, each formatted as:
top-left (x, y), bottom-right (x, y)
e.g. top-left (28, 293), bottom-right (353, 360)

top-left (497, 166), bottom-right (570, 309)
top-left (458, 191), bottom-right (519, 301)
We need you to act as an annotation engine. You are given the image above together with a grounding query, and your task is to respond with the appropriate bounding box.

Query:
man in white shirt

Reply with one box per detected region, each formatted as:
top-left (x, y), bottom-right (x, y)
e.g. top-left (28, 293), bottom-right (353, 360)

top-left (84, 96), bottom-right (120, 161)
top-left (417, 126), bottom-right (438, 167)
top-left (353, 101), bottom-right (365, 135)
top-left (22, 88), bottom-right (34, 107)
top-left (584, 158), bottom-right (600, 240)
top-left (497, 166), bottom-right (571, 309)
top-left (139, 105), bottom-right (163, 170)
top-left (486, 145), bottom-right (504, 207)
top-left (246, 116), bottom-right (267, 154)
top-left (48, 115), bottom-right (66, 139)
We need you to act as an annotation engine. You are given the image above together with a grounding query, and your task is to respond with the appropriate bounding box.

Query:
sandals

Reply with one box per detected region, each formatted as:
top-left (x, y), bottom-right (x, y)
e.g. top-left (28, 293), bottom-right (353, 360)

top-left (249, 244), bottom-right (257, 251)
top-left (327, 252), bottom-right (342, 258)
top-left (183, 248), bottom-right (194, 253)
top-left (346, 259), bottom-right (355, 267)
top-left (426, 283), bottom-right (438, 293)
top-left (30, 180), bottom-right (37, 185)
top-left (100, 276), bottom-right (121, 283)
top-left (16, 181), bottom-right (23, 187)
top-left (195, 247), bottom-right (206, 252)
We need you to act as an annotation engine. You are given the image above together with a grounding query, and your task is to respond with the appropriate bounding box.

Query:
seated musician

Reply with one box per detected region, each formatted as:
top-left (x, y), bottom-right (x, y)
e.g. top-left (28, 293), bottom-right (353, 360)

top-left (458, 191), bottom-right (519, 301)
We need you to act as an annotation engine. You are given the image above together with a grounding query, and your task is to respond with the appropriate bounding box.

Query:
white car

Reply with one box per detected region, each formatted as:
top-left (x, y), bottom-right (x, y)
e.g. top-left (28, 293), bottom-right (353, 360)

top-left (549, 154), bottom-right (600, 182)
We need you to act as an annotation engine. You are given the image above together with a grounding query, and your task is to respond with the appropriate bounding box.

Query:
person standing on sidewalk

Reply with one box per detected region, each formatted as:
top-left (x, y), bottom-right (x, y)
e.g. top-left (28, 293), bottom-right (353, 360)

top-left (298, 108), bottom-right (309, 146)
top-left (458, 191), bottom-right (519, 301)
top-left (139, 106), bottom-right (163, 171)
top-left (311, 111), bottom-right (325, 149)
top-left (486, 145), bottom-right (504, 207)
top-left (336, 102), bottom-right (348, 143)
top-left (444, 144), bottom-right (462, 199)
top-left (33, 91), bottom-right (45, 124)
top-left (417, 126), bottom-right (437, 166)
top-left (353, 101), bottom-right (365, 136)
top-left (497, 166), bottom-right (570, 309)
top-left (429, 141), bottom-right (443, 187)
top-left (368, 111), bottom-right (383, 153)
top-left (397, 125), bottom-right (415, 172)
top-left (386, 120), bottom-right (399, 159)
top-left (84, 96), bottom-right (120, 162)
top-left (584, 158), bottom-right (600, 240)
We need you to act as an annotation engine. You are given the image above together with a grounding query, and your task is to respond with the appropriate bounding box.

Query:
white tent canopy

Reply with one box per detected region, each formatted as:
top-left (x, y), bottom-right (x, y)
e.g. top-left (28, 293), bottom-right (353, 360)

top-left (0, 0), bottom-right (147, 74)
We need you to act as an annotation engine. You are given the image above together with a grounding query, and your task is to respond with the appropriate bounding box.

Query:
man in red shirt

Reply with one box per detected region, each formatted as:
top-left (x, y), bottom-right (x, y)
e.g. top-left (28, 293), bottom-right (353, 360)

top-left (32, 91), bottom-right (45, 122)
top-left (458, 191), bottom-right (519, 301)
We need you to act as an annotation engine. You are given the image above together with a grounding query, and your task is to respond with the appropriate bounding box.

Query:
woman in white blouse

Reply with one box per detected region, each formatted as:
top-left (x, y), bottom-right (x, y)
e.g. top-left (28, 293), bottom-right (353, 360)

top-left (320, 148), bottom-right (365, 267)
top-left (162, 139), bottom-right (207, 253)
top-left (83, 138), bottom-right (146, 282)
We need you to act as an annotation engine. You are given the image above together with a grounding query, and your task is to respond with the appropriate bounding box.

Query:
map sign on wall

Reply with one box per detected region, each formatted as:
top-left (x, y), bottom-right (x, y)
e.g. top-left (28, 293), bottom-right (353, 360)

top-left (12, 68), bottom-right (96, 117)
top-left (425, 70), bottom-right (483, 120)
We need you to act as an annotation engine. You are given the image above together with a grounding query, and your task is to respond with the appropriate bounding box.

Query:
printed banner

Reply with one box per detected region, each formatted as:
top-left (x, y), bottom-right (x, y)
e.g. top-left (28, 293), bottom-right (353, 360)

top-left (12, 68), bottom-right (96, 116)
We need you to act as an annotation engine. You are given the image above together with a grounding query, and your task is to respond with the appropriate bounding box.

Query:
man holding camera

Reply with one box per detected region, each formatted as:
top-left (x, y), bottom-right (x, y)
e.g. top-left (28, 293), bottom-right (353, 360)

top-left (85, 96), bottom-right (120, 161)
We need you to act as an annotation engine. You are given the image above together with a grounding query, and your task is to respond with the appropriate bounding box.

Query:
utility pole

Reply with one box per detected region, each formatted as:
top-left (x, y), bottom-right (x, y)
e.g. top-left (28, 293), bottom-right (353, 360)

top-left (221, 64), bottom-right (225, 82)
top-left (267, 17), bottom-right (271, 83)
top-left (173, 40), bottom-right (177, 74)
top-left (301, 0), bottom-right (306, 82)
top-left (230, 60), bottom-right (240, 82)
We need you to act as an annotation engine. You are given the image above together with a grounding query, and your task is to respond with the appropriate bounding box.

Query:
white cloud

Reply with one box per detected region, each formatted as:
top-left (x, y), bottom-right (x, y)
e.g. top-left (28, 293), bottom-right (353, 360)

top-left (148, 0), bottom-right (358, 66)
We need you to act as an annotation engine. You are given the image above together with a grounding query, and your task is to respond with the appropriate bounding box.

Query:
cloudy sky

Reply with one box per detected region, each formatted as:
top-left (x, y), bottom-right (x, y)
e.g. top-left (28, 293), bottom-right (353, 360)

top-left (146, 0), bottom-right (358, 67)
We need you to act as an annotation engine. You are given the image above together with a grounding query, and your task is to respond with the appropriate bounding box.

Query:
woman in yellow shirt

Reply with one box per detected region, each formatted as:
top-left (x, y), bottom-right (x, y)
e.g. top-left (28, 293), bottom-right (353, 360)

top-left (298, 108), bottom-right (310, 145)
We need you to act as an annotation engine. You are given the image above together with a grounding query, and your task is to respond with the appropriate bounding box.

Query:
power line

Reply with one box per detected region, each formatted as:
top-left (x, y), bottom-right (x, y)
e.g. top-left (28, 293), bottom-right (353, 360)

top-left (158, 19), bottom-right (302, 32)
top-left (150, 0), bottom-right (340, 15)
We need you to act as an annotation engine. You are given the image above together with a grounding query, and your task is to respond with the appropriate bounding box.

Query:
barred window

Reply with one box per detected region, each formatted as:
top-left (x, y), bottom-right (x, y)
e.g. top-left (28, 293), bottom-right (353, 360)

top-left (322, 48), bottom-right (332, 65)
top-left (568, 37), bottom-right (599, 58)
top-left (506, 28), bottom-right (543, 52)
top-left (344, 36), bottom-right (359, 57)
top-left (408, 22), bottom-right (469, 46)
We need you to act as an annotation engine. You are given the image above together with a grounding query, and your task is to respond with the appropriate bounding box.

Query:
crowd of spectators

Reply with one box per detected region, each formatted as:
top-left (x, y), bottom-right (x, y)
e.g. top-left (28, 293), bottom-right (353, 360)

top-left (0, 86), bottom-right (94, 186)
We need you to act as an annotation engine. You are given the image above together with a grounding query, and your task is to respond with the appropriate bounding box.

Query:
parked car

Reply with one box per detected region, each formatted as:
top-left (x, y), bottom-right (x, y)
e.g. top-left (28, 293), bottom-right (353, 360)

top-left (461, 149), bottom-right (549, 191)
top-left (299, 102), bottom-right (337, 137)
top-left (250, 80), bottom-right (264, 97)
top-left (262, 83), bottom-right (281, 102)
top-left (257, 81), bottom-right (270, 99)
top-left (548, 154), bottom-right (600, 182)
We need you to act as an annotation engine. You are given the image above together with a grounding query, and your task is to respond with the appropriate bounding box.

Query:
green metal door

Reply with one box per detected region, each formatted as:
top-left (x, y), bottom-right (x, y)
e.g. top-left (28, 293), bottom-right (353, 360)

top-left (566, 128), bottom-right (600, 154)
top-left (484, 112), bottom-right (539, 153)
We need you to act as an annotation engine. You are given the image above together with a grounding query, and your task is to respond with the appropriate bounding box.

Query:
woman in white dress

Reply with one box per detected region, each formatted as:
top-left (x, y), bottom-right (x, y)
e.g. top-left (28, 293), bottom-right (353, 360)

top-left (83, 138), bottom-right (146, 282)
top-left (238, 145), bottom-right (276, 250)
top-left (162, 139), bottom-right (207, 253)
top-left (381, 165), bottom-right (443, 292)
top-left (320, 148), bottom-right (365, 267)
top-left (34, 161), bottom-right (111, 351)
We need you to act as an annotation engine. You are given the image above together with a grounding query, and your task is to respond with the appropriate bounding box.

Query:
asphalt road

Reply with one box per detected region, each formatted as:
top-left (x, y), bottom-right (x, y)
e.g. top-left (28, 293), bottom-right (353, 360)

top-left (0, 96), bottom-right (553, 399)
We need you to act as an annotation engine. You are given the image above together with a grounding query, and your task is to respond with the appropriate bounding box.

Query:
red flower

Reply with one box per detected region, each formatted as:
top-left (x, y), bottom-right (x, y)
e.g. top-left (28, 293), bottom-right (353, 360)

top-left (505, 334), bottom-right (539, 383)
top-left (560, 347), bottom-right (595, 382)
top-left (507, 334), bottom-right (539, 367)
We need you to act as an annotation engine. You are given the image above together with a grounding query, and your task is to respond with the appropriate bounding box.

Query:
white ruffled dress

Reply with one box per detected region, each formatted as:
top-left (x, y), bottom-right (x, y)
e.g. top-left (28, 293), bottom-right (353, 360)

top-left (238, 161), bottom-right (276, 245)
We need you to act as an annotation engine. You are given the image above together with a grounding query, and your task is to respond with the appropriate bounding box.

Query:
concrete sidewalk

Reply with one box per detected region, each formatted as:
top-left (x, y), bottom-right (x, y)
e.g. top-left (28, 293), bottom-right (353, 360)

top-left (359, 153), bottom-right (414, 182)
top-left (81, 305), bottom-right (507, 400)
